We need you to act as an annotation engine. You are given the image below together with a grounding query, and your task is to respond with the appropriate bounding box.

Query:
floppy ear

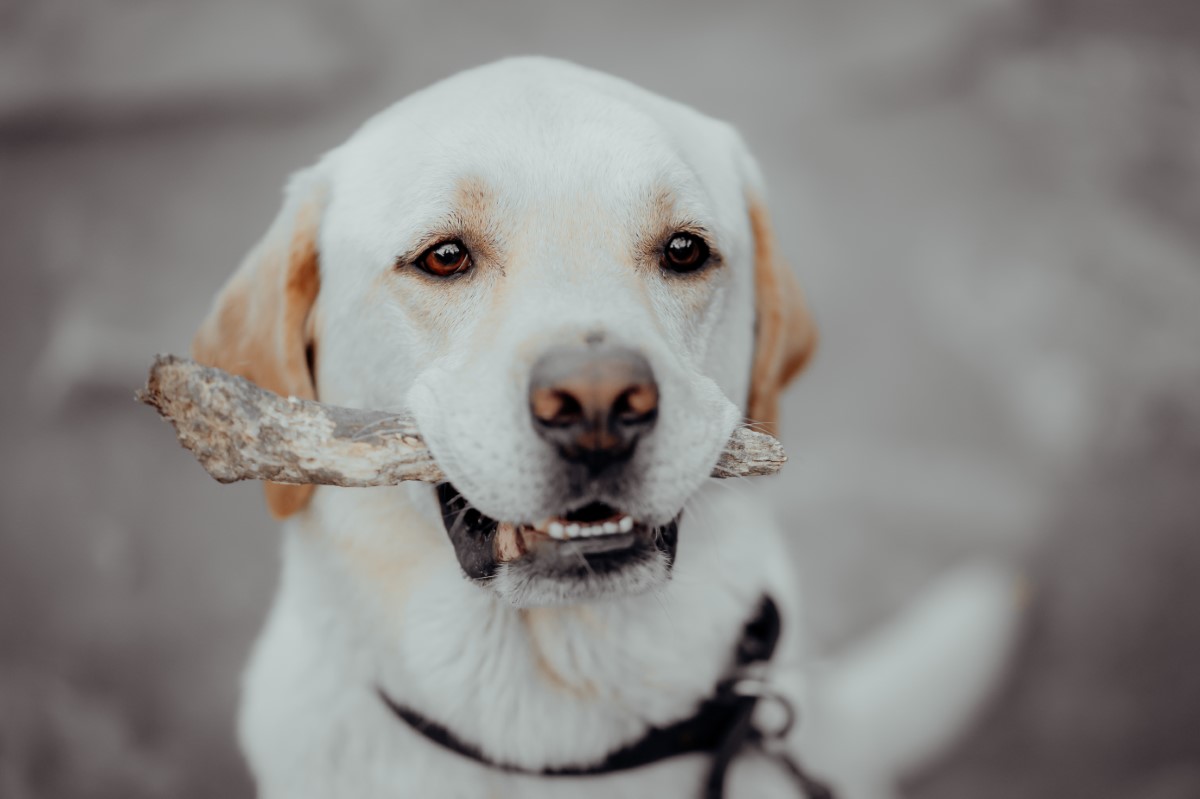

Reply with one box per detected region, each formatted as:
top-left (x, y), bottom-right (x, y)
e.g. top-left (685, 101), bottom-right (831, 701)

top-left (192, 170), bottom-right (325, 519)
top-left (745, 194), bottom-right (817, 436)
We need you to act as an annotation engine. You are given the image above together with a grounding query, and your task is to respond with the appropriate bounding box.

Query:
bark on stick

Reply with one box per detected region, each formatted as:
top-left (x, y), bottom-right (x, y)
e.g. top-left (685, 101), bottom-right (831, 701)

top-left (137, 355), bottom-right (787, 487)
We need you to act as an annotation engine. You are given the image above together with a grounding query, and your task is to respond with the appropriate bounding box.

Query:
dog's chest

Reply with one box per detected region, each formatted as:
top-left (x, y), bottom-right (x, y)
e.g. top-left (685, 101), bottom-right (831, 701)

top-left (239, 488), bottom-right (804, 798)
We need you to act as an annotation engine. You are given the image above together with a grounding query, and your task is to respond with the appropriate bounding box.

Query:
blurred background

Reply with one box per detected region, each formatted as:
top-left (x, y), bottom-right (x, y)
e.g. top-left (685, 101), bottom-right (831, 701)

top-left (2, 0), bottom-right (1199, 796)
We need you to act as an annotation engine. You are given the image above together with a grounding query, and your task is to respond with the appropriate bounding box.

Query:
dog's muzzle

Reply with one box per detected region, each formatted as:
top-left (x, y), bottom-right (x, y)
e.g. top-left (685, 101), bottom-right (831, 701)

top-left (434, 337), bottom-right (685, 600)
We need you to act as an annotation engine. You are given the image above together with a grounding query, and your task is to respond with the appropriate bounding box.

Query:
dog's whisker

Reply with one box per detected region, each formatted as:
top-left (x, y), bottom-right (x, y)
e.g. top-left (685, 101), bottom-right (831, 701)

top-left (701, 477), bottom-right (746, 500)
top-left (348, 418), bottom-right (411, 441)
top-left (346, 413), bottom-right (407, 435)
top-left (566, 547), bottom-right (599, 583)
top-left (440, 505), bottom-right (478, 523)
top-left (649, 584), bottom-right (674, 625)
top-left (737, 418), bottom-right (775, 434)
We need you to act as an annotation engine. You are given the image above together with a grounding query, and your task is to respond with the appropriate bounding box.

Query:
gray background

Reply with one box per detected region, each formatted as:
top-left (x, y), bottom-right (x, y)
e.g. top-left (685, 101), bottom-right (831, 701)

top-left (2, 0), bottom-right (1199, 797)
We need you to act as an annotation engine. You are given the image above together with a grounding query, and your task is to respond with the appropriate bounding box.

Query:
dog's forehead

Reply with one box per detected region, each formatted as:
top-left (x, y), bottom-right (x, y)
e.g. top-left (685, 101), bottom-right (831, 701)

top-left (322, 59), bottom-right (746, 257)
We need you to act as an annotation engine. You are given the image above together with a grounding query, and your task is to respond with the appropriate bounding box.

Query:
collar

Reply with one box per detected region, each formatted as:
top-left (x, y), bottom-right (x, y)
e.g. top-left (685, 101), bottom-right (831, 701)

top-left (378, 595), bottom-right (834, 799)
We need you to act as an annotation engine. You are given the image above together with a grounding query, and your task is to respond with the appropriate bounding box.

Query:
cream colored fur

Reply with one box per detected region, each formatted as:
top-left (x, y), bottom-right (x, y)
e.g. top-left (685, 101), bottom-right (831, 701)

top-left (196, 58), bottom-right (1018, 798)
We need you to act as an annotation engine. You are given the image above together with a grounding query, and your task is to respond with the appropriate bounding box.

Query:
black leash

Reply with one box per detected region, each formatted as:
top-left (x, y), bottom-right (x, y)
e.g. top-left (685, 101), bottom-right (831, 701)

top-left (379, 595), bottom-right (836, 797)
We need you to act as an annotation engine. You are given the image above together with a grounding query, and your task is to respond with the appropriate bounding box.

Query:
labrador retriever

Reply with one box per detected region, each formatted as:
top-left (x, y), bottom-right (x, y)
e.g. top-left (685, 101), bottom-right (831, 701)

top-left (193, 57), bottom-right (1018, 799)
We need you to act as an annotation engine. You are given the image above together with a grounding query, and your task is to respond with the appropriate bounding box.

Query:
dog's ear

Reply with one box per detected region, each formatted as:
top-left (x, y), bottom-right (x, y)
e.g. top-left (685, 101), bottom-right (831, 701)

top-left (192, 170), bottom-right (325, 519)
top-left (745, 193), bottom-right (817, 436)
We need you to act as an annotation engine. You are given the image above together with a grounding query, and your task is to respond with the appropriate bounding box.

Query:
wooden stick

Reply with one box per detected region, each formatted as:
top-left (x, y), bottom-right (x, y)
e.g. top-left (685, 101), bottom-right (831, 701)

top-left (137, 355), bottom-right (787, 487)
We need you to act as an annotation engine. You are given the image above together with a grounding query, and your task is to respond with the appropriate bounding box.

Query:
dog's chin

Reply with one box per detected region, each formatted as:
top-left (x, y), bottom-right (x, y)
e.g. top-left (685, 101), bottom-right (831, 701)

top-left (436, 483), bottom-right (680, 607)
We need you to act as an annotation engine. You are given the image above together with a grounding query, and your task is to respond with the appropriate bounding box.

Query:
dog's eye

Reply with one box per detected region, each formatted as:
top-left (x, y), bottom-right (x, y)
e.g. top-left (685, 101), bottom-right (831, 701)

top-left (416, 240), bottom-right (472, 277)
top-left (662, 232), bottom-right (709, 273)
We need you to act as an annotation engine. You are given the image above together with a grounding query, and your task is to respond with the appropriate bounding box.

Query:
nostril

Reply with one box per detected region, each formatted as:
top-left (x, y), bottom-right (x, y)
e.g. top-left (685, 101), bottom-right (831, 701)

top-left (551, 392), bottom-right (584, 426)
top-left (530, 388), bottom-right (584, 428)
top-left (612, 384), bottom-right (659, 426)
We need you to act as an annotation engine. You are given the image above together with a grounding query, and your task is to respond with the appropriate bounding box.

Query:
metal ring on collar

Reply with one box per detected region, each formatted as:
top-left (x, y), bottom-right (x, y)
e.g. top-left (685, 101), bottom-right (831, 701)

top-left (728, 678), bottom-right (797, 741)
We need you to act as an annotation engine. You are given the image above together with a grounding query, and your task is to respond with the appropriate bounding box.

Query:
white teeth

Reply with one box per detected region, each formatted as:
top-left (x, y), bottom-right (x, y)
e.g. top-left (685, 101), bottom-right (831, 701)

top-left (541, 515), bottom-right (637, 540)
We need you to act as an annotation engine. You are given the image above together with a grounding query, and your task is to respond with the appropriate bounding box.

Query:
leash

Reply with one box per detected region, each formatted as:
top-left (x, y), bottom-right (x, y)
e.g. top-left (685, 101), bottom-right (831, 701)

top-left (378, 596), bottom-right (836, 798)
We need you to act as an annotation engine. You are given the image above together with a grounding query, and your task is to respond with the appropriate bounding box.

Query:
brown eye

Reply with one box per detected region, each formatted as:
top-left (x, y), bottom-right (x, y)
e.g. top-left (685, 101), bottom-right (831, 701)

top-left (416, 240), bottom-right (472, 277)
top-left (662, 232), bottom-right (709, 273)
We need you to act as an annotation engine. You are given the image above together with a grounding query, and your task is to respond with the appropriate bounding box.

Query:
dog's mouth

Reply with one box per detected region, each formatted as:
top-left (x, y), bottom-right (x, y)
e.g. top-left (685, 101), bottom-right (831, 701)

top-left (436, 483), bottom-right (680, 588)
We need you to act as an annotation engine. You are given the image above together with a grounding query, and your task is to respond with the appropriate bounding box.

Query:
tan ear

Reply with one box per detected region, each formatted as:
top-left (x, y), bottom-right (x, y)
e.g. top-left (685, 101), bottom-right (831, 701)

top-left (746, 195), bottom-right (817, 436)
top-left (192, 172), bottom-right (325, 519)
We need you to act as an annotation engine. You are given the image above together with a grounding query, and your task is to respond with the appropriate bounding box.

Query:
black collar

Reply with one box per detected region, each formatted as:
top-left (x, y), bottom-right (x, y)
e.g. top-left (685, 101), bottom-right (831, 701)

top-left (378, 595), bottom-right (834, 799)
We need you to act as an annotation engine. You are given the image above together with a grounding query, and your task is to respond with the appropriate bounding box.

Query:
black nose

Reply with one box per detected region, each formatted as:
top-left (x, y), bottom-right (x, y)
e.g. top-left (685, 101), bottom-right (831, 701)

top-left (528, 343), bottom-right (659, 474)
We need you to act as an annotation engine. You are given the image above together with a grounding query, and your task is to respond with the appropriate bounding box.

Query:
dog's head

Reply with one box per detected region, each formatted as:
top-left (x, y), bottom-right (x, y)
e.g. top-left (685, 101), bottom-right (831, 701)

top-left (193, 58), bottom-right (814, 606)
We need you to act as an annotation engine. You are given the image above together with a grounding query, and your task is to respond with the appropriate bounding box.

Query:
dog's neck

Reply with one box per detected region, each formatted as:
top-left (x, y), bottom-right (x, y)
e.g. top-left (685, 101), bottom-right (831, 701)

top-left (277, 481), bottom-right (796, 771)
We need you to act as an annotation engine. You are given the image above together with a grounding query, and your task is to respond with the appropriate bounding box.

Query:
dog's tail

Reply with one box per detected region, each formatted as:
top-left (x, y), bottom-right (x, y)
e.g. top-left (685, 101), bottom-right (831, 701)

top-left (803, 562), bottom-right (1024, 799)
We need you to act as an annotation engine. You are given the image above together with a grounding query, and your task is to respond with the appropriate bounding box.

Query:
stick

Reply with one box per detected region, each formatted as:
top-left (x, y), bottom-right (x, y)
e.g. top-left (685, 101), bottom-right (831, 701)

top-left (137, 355), bottom-right (787, 487)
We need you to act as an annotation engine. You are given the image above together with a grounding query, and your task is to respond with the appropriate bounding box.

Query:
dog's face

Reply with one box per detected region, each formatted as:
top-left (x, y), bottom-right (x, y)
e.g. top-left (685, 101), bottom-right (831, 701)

top-left (193, 59), bottom-right (813, 607)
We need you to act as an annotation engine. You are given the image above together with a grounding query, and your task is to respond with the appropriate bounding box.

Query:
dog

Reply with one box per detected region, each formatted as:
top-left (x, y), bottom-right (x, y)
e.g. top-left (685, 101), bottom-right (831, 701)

top-left (192, 57), bottom-right (1019, 798)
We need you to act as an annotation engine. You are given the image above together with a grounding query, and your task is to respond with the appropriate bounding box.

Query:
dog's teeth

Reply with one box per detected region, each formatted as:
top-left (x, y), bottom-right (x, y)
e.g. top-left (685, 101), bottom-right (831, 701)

top-left (545, 517), bottom-right (635, 539)
top-left (534, 518), bottom-right (549, 533)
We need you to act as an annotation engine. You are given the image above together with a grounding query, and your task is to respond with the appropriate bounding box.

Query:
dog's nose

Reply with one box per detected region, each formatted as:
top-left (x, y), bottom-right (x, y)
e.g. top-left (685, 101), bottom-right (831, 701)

top-left (529, 343), bottom-right (659, 474)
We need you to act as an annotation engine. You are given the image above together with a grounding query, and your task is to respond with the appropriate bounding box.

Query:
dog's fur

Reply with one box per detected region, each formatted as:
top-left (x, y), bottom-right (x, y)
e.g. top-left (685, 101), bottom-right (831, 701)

top-left (193, 58), bottom-right (1018, 798)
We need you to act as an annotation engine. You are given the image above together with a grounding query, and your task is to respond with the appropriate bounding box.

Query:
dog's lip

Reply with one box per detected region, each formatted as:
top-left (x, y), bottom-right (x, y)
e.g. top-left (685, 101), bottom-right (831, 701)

top-left (522, 528), bottom-right (639, 555)
top-left (529, 501), bottom-right (636, 540)
top-left (438, 486), bottom-right (638, 544)
top-left (435, 482), bottom-right (679, 578)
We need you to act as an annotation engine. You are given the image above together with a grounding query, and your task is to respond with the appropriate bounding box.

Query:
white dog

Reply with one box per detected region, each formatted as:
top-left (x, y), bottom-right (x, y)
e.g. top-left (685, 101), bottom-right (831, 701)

top-left (193, 57), bottom-right (1018, 798)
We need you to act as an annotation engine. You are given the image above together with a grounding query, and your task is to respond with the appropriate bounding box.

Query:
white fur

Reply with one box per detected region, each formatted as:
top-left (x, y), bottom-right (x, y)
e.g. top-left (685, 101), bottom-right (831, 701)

top-left (228, 58), bottom-right (1019, 797)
